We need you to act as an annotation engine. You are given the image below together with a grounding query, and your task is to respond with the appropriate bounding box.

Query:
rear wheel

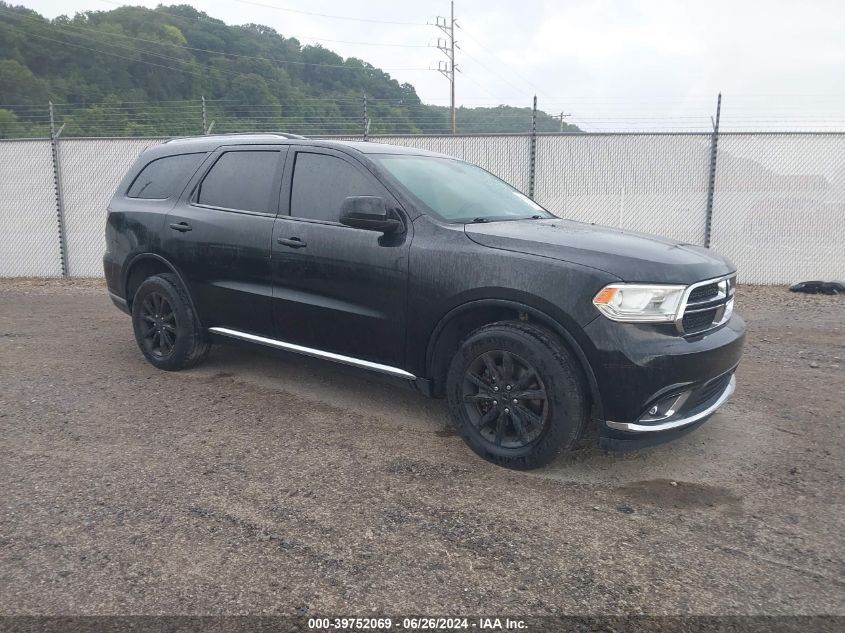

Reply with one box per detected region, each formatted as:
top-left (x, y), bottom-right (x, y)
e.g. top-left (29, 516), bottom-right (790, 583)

top-left (446, 321), bottom-right (589, 470)
top-left (131, 273), bottom-right (210, 371)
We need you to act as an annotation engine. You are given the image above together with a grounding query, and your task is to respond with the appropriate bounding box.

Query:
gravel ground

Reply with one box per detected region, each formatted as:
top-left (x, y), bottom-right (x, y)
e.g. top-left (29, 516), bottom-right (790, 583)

top-left (0, 279), bottom-right (843, 616)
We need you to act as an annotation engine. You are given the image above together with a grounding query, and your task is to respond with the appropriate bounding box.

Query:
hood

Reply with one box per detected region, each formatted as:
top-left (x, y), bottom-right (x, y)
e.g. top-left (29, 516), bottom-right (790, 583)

top-left (465, 218), bottom-right (735, 284)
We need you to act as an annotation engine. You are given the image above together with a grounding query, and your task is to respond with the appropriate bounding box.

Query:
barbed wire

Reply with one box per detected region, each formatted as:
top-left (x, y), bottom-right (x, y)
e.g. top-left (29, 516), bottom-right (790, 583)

top-left (2, 96), bottom-right (844, 139)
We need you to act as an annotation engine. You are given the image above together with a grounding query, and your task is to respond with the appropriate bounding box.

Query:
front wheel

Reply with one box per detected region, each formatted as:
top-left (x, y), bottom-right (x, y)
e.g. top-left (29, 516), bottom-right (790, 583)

top-left (446, 321), bottom-right (589, 470)
top-left (131, 273), bottom-right (210, 371)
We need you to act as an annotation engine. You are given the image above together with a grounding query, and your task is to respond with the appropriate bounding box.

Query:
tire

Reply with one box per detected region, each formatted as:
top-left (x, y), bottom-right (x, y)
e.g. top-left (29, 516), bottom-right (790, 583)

top-left (446, 321), bottom-right (589, 470)
top-left (131, 273), bottom-right (210, 371)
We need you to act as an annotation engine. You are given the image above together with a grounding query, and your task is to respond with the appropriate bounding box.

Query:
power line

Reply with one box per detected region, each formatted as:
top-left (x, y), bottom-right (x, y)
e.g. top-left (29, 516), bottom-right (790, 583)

top-left (226, 0), bottom-right (427, 26)
top-left (97, 0), bottom-right (426, 26)
top-left (6, 28), bottom-right (228, 81)
top-left (294, 36), bottom-right (429, 48)
top-left (4, 3), bottom-right (540, 112)
top-left (457, 27), bottom-right (547, 100)
top-left (458, 49), bottom-right (532, 101)
top-left (0, 8), bottom-right (429, 73)
top-left (93, 0), bottom-right (429, 45)
top-left (458, 72), bottom-right (513, 104)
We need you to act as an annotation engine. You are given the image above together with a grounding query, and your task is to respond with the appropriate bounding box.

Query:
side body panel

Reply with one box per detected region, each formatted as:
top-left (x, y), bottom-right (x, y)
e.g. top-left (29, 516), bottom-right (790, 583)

top-left (104, 147), bottom-right (210, 300)
top-left (271, 147), bottom-right (412, 368)
top-left (160, 146), bottom-right (286, 336)
top-left (103, 197), bottom-right (170, 296)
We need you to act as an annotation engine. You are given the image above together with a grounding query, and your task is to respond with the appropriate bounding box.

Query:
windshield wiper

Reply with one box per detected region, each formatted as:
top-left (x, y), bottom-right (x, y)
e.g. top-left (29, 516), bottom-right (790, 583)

top-left (465, 215), bottom-right (547, 224)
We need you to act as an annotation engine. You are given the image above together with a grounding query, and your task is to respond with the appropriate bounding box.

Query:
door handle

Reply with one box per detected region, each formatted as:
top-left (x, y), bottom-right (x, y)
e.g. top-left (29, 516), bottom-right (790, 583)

top-left (169, 222), bottom-right (192, 232)
top-left (278, 237), bottom-right (307, 248)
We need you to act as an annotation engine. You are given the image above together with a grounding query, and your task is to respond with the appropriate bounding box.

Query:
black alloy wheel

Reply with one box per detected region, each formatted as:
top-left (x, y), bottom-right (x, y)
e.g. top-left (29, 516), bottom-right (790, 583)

top-left (462, 350), bottom-right (549, 449)
top-left (446, 321), bottom-right (589, 470)
top-left (139, 291), bottom-right (177, 359)
top-left (131, 273), bottom-right (211, 371)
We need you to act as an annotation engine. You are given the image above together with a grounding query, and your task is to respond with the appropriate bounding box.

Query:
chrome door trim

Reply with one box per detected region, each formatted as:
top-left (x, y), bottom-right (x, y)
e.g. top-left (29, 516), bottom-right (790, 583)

top-left (208, 327), bottom-right (416, 379)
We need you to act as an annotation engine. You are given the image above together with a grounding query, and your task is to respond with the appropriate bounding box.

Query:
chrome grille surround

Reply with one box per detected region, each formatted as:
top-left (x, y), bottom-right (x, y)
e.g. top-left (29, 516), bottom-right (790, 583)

top-left (674, 273), bottom-right (737, 336)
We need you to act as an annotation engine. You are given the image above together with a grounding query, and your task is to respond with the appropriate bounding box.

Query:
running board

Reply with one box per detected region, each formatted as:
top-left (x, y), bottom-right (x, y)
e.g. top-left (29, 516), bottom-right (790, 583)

top-left (208, 327), bottom-right (416, 380)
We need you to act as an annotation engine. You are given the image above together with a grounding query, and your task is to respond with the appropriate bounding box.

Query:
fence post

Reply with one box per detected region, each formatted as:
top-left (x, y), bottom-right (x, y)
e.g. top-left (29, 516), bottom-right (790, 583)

top-left (201, 96), bottom-right (208, 135)
top-left (704, 92), bottom-right (722, 248)
top-left (528, 95), bottom-right (537, 199)
top-left (49, 101), bottom-right (69, 277)
top-left (362, 93), bottom-right (369, 142)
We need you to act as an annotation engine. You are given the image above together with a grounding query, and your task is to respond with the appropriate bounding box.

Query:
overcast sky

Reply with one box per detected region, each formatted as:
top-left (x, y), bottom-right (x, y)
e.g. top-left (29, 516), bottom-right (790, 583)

top-left (17, 0), bottom-right (845, 130)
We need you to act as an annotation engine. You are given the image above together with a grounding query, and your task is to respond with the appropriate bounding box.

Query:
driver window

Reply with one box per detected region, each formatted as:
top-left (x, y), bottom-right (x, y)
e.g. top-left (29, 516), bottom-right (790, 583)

top-left (290, 152), bottom-right (376, 222)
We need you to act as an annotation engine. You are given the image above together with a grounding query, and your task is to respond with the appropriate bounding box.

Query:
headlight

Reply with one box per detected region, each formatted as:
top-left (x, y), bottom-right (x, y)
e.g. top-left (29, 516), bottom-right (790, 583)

top-left (592, 283), bottom-right (687, 322)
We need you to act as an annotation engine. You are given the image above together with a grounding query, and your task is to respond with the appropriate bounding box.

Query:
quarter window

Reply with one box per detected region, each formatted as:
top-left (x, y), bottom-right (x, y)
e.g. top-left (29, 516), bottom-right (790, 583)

top-left (127, 153), bottom-right (205, 199)
top-left (290, 153), bottom-right (375, 222)
top-left (197, 151), bottom-right (279, 213)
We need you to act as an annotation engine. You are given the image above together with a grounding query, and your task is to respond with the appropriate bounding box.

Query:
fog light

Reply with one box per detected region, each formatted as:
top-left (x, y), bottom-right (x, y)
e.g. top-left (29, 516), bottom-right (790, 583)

top-left (640, 391), bottom-right (692, 423)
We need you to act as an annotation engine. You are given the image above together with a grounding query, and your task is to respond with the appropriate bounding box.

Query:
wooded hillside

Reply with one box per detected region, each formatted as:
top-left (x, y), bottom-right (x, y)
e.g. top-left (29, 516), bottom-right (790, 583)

top-left (0, 2), bottom-right (579, 137)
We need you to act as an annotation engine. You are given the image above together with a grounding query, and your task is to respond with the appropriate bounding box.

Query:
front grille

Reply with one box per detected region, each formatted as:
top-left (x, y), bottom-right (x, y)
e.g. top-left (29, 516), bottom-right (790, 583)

top-left (684, 372), bottom-right (733, 411)
top-left (688, 283), bottom-right (719, 303)
top-left (678, 275), bottom-right (736, 335)
top-left (682, 309), bottom-right (718, 333)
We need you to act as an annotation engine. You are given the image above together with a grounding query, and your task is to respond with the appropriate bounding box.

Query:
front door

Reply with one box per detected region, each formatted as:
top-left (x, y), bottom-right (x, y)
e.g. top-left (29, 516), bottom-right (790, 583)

top-left (271, 148), bottom-right (411, 369)
top-left (163, 146), bottom-right (286, 336)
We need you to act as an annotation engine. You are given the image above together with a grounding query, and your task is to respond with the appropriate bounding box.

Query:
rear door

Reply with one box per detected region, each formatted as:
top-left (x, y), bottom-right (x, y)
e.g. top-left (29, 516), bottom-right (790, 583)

top-left (163, 145), bottom-right (286, 336)
top-left (271, 147), bottom-right (411, 369)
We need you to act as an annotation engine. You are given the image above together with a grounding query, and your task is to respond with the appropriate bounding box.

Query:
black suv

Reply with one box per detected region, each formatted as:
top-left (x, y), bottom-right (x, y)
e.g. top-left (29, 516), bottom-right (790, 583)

top-left (105, 134), bottom-right (745, 469)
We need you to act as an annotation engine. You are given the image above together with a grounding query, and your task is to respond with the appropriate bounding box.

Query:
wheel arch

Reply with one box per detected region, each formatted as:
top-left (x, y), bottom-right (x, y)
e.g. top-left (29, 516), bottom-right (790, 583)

top-left (122, 253), bottom-right (202, 327)
top-left (425, 299), bottom-right (603, 420)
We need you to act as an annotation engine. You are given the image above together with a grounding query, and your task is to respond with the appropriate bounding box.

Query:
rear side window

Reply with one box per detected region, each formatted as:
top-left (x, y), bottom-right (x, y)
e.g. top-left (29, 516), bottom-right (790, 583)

top-left (290, 153), bottom-right (376, 222)
top-left (127, 153), bottom-right (205, 199)
top-left (197, 151), bottom-right (279, 213)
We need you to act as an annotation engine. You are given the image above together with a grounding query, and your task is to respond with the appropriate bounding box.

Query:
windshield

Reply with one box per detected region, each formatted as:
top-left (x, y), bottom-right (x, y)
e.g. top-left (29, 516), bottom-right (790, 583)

top-left (372, 155), bottom-right (553, 222)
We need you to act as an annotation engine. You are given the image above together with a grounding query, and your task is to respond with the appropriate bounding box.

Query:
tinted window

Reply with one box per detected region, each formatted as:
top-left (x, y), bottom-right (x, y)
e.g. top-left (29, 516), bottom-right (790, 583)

top-left (197, 151), bottom-right (279, 213)
top-left (372, 155), bottom-right (551, 222)
top-left (127, 153), bottom-right (205, 199)
top-left (290, 153), bottom-right (375, 222)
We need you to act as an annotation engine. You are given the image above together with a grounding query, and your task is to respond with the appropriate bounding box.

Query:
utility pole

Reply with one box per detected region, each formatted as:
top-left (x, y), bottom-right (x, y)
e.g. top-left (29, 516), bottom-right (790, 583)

top-left (434, 1), bottom-right (458, 134)
top-left (558, 111), bottom-right (571, 133)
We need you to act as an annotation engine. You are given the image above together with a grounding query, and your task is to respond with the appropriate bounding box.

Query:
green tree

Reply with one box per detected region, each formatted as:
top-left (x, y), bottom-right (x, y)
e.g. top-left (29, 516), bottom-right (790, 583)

top-left (0, 2), bottom-right (580, 137)
top-left (0, 59), bottom-right (48, 104)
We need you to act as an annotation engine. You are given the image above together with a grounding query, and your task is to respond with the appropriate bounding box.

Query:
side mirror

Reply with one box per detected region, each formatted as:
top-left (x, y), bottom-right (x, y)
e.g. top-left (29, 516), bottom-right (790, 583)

top-left (339, 196), bottom-right (403, 234)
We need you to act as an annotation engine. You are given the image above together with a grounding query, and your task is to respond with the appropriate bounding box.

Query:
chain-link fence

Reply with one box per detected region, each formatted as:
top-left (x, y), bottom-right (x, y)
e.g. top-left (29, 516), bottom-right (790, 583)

top-left (1, 132), bottom-right (843, 283)
top-left (0, 139), bottom-right (62, 276)
top-left (710, 133), bottom-right (845, 284)
top-left (535, 134), bottom-right (713, 245)
top-left (59, 138), bottom-right (165, 277)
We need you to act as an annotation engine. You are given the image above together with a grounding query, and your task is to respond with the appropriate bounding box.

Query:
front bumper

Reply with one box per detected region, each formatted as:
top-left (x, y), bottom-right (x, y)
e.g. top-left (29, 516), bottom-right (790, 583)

top-left (607, 373), bottom-right (735, 433)
top-left (582, 312), bottom-right (745, 449)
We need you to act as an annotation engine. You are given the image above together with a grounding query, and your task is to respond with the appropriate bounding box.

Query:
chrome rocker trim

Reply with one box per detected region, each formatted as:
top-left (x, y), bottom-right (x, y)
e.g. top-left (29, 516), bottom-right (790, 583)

top-left (208, 327), bottom-right (416, 380)
top-left (606, 374), bottom-right (736, 433)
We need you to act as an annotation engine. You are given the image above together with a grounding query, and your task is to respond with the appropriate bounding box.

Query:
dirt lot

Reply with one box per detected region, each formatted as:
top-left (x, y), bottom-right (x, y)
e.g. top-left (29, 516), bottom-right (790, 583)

top-left (0, 280), bottom-right (843, 616)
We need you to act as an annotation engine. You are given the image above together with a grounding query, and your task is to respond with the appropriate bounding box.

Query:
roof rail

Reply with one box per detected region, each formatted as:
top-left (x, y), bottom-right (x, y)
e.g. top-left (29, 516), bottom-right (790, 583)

top-left (164, 132), bottom-right (308, 143)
